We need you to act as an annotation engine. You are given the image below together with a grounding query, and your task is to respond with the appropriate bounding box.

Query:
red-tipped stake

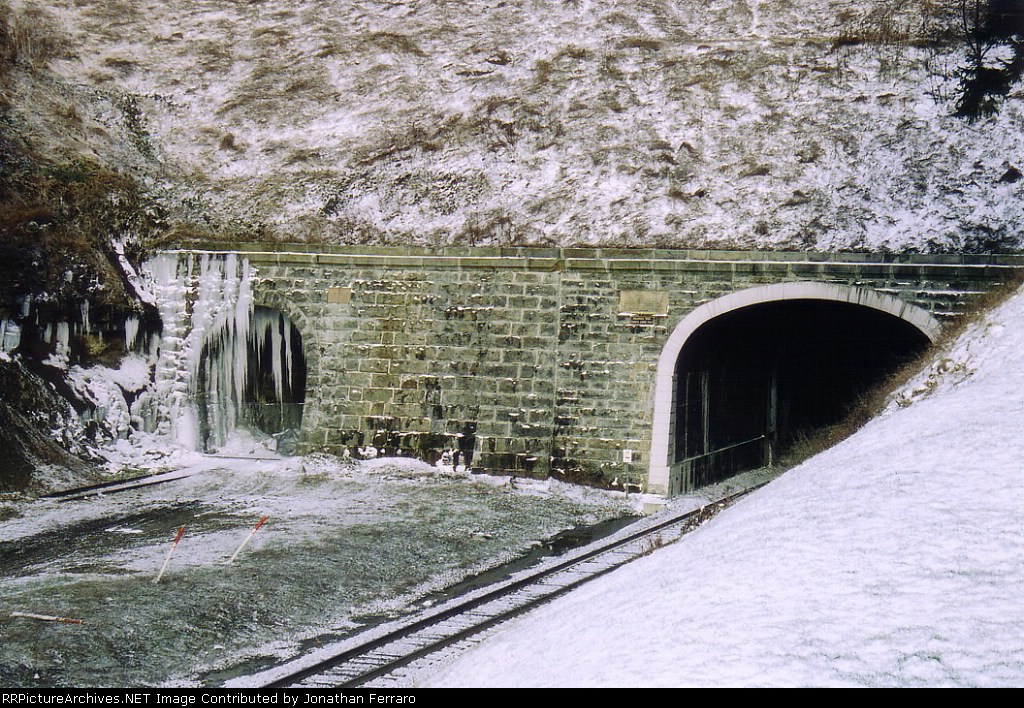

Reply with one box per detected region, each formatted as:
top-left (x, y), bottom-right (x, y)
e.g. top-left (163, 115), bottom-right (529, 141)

top-left (225, 516), bottom-right (267, 565)
top-left (153, 525), bottom-right (186, 584)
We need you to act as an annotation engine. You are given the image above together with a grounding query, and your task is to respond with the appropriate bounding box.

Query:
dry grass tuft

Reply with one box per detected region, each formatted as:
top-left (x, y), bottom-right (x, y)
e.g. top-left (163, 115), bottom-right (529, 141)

top-left (253, 25), bottom-right (291, 44)
top-left (366, 31), bottom-right (426, 57)
top-left (194, 39), bottom-right (235, 74)
top-left (0, 2), bottom-right (69, 73)
top-left (621, 36), bottom-right (664, 52)
top-left (102, 55), bottom-right (136, 75)
top-left (640, 533), bottom-right (666, 556)
top-left (218, 133), bottom-right (242, 152)
top-left (833, 1), bottom-right (958, 50)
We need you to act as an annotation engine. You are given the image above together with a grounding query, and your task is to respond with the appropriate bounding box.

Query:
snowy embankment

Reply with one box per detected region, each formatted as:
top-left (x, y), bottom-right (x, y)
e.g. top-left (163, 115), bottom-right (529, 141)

top-left (425, 286), bottom-right (1024, 688)
top-left (25, 0), bottom-right (1024, 251)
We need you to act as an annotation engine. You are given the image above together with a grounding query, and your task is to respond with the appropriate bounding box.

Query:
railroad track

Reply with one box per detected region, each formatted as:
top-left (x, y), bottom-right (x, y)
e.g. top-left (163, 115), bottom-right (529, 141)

top-left (43, 455), bottom-right (281, 502)
top-left (255, 482), bottom-right (767, 689)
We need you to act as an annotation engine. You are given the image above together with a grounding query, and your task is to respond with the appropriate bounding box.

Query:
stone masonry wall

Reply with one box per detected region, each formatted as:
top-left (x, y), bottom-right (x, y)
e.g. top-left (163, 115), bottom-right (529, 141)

top-left (251, 251), bottom-right (564, 478)
top-left (175, 245), bottom-right (1024, 492)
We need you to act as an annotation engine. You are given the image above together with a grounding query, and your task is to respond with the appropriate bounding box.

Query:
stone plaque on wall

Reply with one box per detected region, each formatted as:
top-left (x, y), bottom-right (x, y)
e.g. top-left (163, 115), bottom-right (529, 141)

top-left (327, 286), bottom-right (352, 304)
top-left (619, 290), bottom-right (669, 315)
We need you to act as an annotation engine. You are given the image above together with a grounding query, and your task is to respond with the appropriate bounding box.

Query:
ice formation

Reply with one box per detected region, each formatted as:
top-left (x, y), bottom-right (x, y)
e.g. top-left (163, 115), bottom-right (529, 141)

top-left (198, 302), bottom-right (302, 450)
top-left (137, 252), bottom-right (301, 451)
top-left (124, 317), bottom-right (140, 351)
top-left (0, 318), bottom-right (20, 353)
top-left (42, 322), bottom-right (71, 369)
top-left (2, 297), bottom-right (31, 353)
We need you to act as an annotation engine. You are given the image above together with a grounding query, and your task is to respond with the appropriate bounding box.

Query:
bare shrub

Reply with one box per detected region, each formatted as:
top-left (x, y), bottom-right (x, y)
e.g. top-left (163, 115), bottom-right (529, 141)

top-left (532, 58), bottom-right (553, 86)
top-left (455, 208), bottom-right (517, 246)
top-left (640, 533), bottom-right (666, 556)
top-left (556, 45), bottom-right (592, 61)
top-left (79, 333), bottom-right (107, 358)
top-left (599, 52), bottom-right (624, 80)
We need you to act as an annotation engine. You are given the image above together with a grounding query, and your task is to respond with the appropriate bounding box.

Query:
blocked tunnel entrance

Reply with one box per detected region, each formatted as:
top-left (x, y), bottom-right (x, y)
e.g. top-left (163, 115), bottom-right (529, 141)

top-left (196, 306), bottom-right (306, 454)
top-left (671, 299), bottom-right (931, 489)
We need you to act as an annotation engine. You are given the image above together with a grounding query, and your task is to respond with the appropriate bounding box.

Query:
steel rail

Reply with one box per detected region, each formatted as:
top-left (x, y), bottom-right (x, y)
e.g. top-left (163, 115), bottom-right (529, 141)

top-left (262, 481), bottom-right (768, 688)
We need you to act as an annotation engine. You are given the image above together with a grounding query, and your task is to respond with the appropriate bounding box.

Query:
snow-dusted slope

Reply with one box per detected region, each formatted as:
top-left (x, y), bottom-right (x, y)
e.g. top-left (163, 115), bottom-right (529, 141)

top-left (21, 0), bottom-right (1024, 250)
top-left (424, 284), bottom-right (1024, 687)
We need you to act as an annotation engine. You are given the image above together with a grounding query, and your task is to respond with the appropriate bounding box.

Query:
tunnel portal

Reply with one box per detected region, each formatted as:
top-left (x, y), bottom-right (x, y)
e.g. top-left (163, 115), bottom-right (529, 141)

top-left (196, 305), bottom-right (307, 453)
top-left (672, 299), bottom-right (931, 488)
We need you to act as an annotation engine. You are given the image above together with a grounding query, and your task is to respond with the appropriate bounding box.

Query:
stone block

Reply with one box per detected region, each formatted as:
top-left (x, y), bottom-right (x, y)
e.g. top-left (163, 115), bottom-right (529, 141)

top-left (358, 358), bottom-right (391, 373)
top-left (501, 348), bottom-right (538, 365)
top-left (362, 387), bottom-right (395, 403)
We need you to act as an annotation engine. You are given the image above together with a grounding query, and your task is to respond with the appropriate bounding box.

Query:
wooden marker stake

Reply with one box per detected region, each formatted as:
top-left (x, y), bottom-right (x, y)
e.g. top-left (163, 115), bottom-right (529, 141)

top-left (225, 516), bottom-right (267, 565)
top-left (153, 525), bottom-right (186, 584)
top-left (10, 611), bottom-right (84, 625)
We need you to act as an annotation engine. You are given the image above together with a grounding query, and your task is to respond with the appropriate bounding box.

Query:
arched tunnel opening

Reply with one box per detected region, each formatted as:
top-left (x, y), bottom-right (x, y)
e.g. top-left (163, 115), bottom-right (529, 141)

top-left (196, 306), bottom-right (307, 454)
top-left (672, 299), bottom-right (931, 488)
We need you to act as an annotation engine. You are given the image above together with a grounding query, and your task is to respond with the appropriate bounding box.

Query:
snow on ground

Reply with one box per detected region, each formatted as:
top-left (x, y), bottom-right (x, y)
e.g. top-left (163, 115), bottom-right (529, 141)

top-left (423, 285), bottom-right (1024, 688)
top-left (0, 448), bottom-right (634, 687)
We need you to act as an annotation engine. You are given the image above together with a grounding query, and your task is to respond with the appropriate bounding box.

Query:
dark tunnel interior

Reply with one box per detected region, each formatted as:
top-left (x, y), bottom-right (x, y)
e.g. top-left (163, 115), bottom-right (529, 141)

top-left (673, 299), bottom-right (931, 487)
top-left (196, 306), bottom-right (307, 451)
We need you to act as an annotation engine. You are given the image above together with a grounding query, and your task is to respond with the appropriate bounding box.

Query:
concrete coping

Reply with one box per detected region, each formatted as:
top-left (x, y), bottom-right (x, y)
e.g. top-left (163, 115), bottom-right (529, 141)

top-left (164, 243), bottom-right (1024, 271)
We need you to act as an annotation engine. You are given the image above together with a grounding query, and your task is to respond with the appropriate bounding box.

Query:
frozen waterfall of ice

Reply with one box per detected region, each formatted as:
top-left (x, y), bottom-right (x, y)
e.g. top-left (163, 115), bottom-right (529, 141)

top-left (136, 252), bottom-right (298, 451)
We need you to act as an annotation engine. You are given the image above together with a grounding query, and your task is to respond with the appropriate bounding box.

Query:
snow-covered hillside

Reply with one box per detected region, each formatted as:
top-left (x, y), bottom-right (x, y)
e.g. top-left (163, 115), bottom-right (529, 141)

top-left (423, 283), bottom-right (1024, 687)
top-left (12, 0), bottom-right (1024, 250)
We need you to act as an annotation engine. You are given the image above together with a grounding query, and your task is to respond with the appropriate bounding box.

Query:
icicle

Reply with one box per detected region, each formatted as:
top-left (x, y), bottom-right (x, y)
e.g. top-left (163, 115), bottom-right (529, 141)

top-left (283, 315), bottom-right (294, 399)
top-left (270, 312), bottom-right (284, 404)
top-left (0, 319), bottom-right (20, 352)
top-left (44, 322), bottom-right (71, 369)
top-left (136, 252), bottom-right (246, 449)
top-left (125, 317), bottom-right (139, 350)
top-left (232, 257), bottom-right (253, 430)
top-left (56, 323), bottom-right (70, 353)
